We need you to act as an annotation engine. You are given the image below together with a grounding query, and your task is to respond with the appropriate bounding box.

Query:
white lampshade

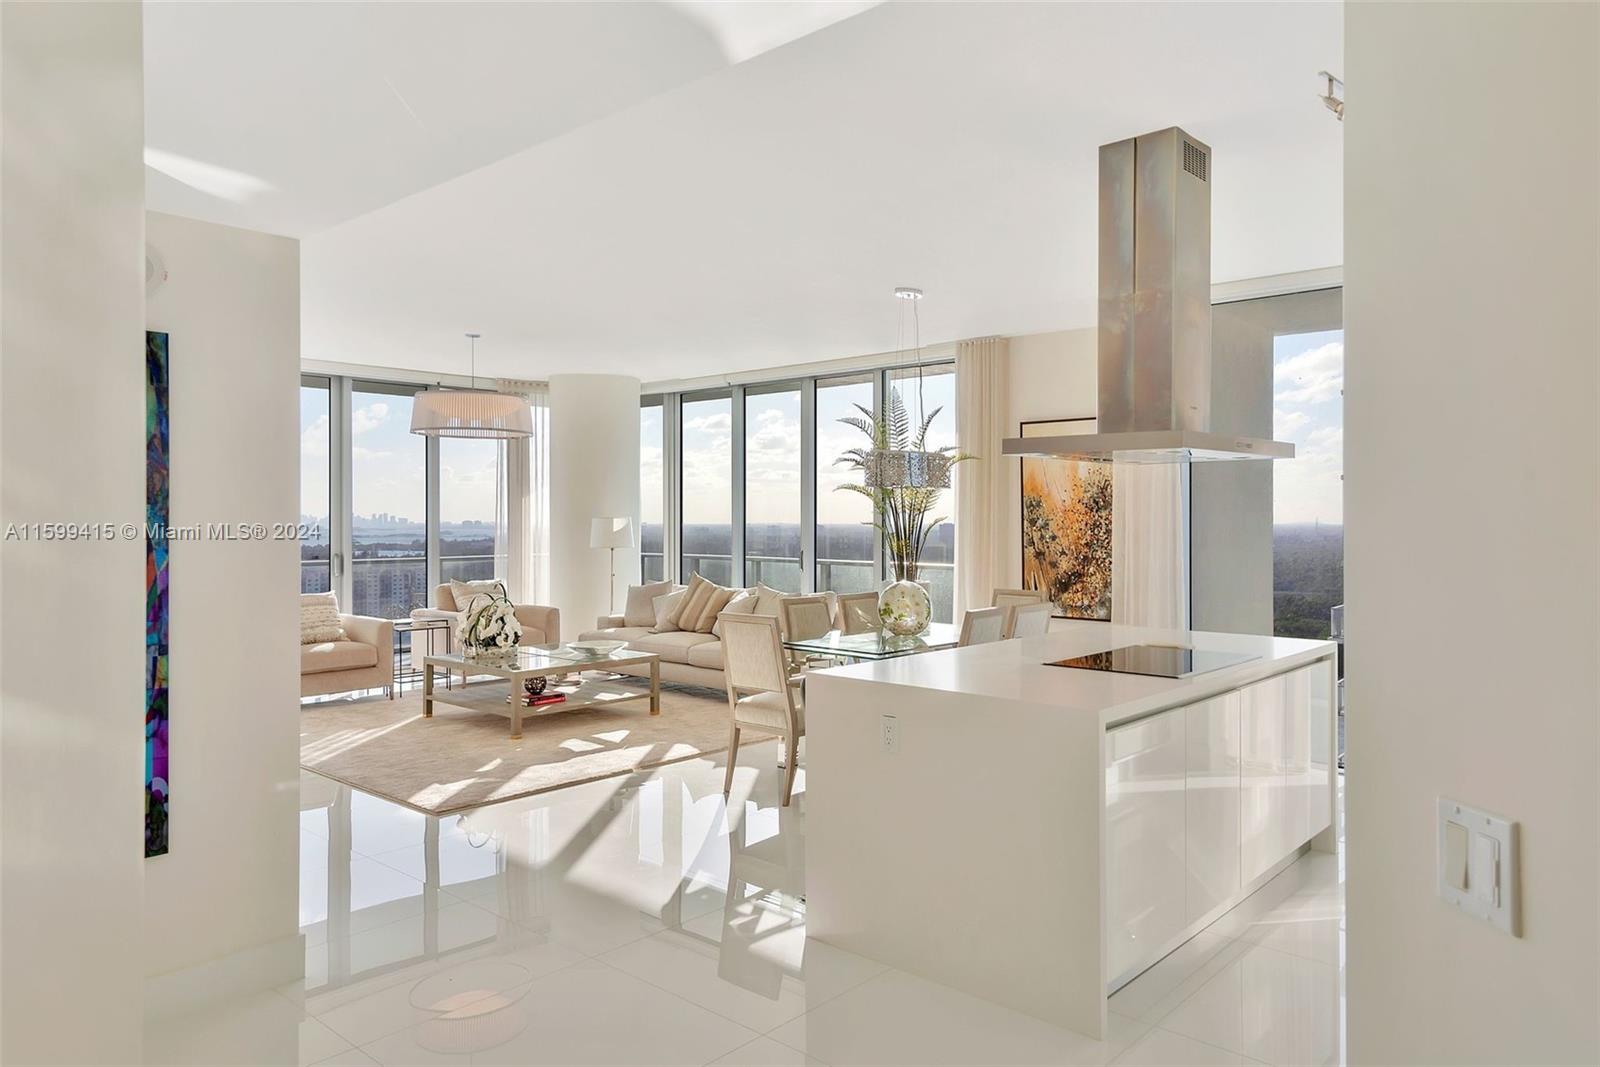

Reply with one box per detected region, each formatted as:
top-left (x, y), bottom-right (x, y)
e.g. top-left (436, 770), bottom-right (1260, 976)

top-left (590, 516), bottom-right (635, 549)
top-left (410, 388), bottom-right (533, 438)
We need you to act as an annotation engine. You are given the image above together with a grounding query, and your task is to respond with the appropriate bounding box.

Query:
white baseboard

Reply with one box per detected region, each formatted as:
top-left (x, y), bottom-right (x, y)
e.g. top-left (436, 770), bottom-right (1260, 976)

top-left (145, 930), bottom-right (305, 1019)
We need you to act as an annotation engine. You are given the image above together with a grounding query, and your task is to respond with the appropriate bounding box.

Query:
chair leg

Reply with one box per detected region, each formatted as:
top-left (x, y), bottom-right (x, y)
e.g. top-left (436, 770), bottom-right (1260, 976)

top-left (781, 733), bottom-right (799, 806)
top-left (723, 724), bottom-right (741, 796)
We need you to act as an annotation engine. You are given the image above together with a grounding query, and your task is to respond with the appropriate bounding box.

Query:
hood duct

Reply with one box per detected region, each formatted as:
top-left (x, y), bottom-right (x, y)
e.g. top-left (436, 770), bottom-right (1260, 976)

top-left (1002, 127), bottom-right (1293, 463)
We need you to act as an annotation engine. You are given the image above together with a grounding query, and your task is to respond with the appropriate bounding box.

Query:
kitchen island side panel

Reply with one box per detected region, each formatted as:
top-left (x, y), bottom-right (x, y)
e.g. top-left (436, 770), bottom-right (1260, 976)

top-left (804, 673), bottom-right (1109, 1038)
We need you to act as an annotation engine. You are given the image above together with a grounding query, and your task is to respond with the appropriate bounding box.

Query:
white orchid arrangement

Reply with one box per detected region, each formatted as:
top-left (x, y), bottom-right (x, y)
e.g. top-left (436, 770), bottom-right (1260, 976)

top-left (457, 592), bottom-right (522, 655)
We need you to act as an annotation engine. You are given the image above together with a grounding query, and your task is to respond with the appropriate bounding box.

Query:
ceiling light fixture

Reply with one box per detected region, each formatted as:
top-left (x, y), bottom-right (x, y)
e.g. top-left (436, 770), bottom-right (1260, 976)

top-left (1318, 70), bottom-right (1344, 121)
top-left (410, 333), bottom-right (533, 439)
top-left (863, 287), bottom-right (952, 490)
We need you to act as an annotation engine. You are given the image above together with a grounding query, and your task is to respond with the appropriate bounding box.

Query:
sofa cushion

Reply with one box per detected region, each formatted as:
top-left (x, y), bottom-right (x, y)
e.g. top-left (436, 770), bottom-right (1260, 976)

top-left (733, 690), bottom-right (804, 733)
top-left (623, 581), bottom-right (674, 628)
top-left (300, 592), bottom-right (345, 644)
top-left (630, 630), bottom-right (718, 665)
top-left (301, 640), bottom-right (378, 675)
top-left (686, 640), bottom-right (726, 670)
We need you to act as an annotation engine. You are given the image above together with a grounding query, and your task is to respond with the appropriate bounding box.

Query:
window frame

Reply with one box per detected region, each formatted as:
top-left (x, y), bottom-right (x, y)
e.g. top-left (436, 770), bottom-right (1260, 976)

top-left (646, 360), bottom-right (953, 600)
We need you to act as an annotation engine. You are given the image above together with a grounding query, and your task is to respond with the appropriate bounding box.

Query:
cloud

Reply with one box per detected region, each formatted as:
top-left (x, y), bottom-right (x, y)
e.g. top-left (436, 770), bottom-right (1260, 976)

top-left (352, 402), bottom-right (390, 435)
top-left (1274, 341), bottom-right (1344, 404)
top-left (301, 414), bottom-right (329, 455)
top-left (684, 412), bottom-right (732, 434)
top-left (1273, 409), bottom-right (1311, 438)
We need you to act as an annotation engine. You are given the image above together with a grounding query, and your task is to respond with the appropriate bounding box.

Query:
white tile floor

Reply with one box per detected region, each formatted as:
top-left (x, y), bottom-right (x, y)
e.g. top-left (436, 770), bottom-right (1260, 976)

top-left (146, 741), bottom-right (1344, 1066)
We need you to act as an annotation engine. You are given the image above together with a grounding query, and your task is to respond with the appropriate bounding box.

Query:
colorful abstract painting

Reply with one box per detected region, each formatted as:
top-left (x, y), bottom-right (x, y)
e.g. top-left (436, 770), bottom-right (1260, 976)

top-left (146, 331), bottom-right (170, 857)
top-left (1020, 418), bottom-right (1114, 621)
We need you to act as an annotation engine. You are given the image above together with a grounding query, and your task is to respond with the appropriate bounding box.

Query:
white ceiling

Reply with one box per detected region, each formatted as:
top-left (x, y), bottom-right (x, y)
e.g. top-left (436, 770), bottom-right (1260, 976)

top-left (143, 1), bottom-right (874, 236)
top-left (153, 2), bottom-right (1345, 383)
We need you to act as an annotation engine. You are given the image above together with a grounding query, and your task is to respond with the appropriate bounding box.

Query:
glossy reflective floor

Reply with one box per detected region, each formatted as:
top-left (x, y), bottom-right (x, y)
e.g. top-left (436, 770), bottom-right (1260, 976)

top-left (146, 742), bottom-right (1345, 1066)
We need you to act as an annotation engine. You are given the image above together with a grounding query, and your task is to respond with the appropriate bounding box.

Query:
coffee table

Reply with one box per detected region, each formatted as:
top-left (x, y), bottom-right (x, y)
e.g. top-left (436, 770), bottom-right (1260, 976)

top-left (422, 644), bottom-right (661, 739)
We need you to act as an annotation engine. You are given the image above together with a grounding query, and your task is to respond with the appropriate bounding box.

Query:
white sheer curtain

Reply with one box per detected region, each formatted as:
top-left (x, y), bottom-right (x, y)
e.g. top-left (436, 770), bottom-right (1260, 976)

top-left (1110, 463), bottom-right (1189, 628)
top-left (953, 336), bottom-right (1010, 618)
top-left (495, 380), bottom-right (550, 604)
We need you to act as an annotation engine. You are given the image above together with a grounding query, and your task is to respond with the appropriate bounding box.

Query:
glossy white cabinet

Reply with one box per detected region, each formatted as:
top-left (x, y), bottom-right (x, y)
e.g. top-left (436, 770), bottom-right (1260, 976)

top-left (1240, 673), bottom-right (1287, 885)
top-left (1306, 659), bottom-right (1336, 839)
top-left (1239, 664), bottom-right (1336, 886)
top-left (1185, 692), bottom-right (1242, 924)
top-left (1106, 708), bottom-right (1187, 981)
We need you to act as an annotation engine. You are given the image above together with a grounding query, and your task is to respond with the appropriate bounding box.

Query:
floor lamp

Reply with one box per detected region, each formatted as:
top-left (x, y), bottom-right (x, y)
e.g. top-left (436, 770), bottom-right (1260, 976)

top-left (590, 517), bottom-right (635, 614)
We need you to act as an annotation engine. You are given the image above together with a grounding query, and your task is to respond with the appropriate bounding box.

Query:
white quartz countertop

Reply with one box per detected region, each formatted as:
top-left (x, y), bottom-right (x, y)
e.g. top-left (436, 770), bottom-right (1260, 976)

top-left (811, 621), bottom-right (1336, 726)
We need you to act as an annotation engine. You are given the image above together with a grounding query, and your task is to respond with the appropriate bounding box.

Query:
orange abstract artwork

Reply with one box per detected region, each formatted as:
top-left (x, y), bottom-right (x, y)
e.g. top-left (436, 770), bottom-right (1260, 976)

top-left (1019, 420), bottom-right (1113, 620)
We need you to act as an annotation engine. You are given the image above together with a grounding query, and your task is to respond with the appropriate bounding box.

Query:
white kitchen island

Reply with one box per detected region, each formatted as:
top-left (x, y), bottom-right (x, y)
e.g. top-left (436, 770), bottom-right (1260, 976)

top-left (804, 622), bottom-right (1338, 1039)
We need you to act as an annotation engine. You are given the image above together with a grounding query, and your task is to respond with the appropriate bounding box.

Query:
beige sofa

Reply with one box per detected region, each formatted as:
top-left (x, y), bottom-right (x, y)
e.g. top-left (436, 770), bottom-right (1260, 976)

top-left (301, 614), bottom-right (395, 699)
top-left (411, 584), bottom-right (561, 646)
top-left (576, 589), bottom-right (837, 691)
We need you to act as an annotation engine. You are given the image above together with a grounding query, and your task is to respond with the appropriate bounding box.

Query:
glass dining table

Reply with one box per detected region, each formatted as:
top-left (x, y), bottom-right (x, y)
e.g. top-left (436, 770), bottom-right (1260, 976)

top-left (781, 621), bottom-right (962, 662)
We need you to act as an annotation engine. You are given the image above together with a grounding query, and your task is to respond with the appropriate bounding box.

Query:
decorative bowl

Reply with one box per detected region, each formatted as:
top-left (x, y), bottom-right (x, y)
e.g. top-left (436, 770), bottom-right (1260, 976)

top-left (569, 639), bottom-right (627, 655)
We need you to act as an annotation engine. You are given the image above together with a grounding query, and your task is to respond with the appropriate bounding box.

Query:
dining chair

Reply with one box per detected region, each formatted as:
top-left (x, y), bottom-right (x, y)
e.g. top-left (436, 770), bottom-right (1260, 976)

top-left (835, 591), bottom-right (881, 635)
top-left (778, 595), bottom-right (836, 672)
top-left (958, 606), bottom-right (1007, 647)
top-left (1004, 601), bottom-right (1053, 640)
top-left (992, 587), bottom-right (1046, 610)
top-left (718, 612), bottom-right (805, 806)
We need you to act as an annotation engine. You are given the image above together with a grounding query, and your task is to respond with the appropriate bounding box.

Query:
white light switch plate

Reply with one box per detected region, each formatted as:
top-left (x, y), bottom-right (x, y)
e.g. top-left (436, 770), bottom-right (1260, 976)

top-left (1437, 797), bottom-right (1519, 936)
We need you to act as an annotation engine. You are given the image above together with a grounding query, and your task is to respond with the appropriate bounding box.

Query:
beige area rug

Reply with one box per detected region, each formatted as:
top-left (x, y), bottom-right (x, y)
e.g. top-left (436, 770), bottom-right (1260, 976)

top-left (300, 681), bottom-right (770, 816)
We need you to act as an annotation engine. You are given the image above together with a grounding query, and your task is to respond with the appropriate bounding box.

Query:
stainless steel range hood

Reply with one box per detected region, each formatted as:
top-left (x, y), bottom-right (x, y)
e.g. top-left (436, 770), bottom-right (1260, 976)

top-left (1002, 127), bottom-right (1293, 464)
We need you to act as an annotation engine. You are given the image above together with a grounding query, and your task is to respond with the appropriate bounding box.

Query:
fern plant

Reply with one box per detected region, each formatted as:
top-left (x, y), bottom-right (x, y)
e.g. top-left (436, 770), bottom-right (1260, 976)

top-left (834, 388), bottom-right (971, 582)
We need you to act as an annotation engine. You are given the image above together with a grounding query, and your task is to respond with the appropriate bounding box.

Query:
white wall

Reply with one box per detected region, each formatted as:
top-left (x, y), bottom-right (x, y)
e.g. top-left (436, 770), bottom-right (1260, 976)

top-left (1345, 3), bottom-right (1599, 1062)
top-left (549, 375), bottom-right (641, 632)
top-left (0, 4), bottom-right (148, 1062)
top-left (143, 213), bottom-right (302, 990)
top-left (1003, 327), bottom-right (1097, 588)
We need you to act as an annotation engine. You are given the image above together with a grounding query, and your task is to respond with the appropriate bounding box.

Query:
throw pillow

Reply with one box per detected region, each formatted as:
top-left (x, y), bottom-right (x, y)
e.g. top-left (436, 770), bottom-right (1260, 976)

top-left (689, 583), bottom-right (740, 634)
top-left (299, 592), bottom-right (345, 644)
top-left (751, 583), bottom-right (789, 619)
top-left (649, 588), bottom-right (687, 633)
top-left (711, 589), bottom-right (760, 637)
top-left (671, 574), bottom-right (716, 630)
top-left (450, 578), bottom-right (506, 612)
top-left (624, 581), bottom-right (674, 627)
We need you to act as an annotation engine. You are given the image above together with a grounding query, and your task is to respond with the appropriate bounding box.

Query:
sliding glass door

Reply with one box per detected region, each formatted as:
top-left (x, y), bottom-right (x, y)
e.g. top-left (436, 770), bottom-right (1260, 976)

top-left (680, 391), bottom-right (734, 585)
top-left (744, 383), bottom-right (803, 592)
top-left (350, 383), bottom-right (428, 620)
top-left (814, 373), bottom-right (878, 596)
top-left (299, 376), bottom-right (332, 593)
top-left (439, 438), bottom-right (501, 584)
top-left (640, 399), bottom-right (666, 582)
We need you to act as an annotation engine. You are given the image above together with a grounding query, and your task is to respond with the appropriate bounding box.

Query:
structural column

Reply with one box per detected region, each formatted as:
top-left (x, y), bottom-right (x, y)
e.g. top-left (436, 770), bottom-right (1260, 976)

top-left (548, 374), bottom-right (642, 632)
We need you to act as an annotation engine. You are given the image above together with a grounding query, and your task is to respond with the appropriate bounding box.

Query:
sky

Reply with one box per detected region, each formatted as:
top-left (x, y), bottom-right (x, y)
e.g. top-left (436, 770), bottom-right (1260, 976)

top-left (300, 386), bottom-right (500, 528)
top-left (1272, 329), bottom-right (1344, 525)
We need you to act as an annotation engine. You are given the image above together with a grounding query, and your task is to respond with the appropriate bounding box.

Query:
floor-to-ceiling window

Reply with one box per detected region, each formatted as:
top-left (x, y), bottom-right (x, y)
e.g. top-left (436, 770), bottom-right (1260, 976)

top-left (889, 363), bottom-right (958, 623)
top-left (439, 438), bottom-right (501, 585)
top-left (350, 383), bottom-right (428, 620)
top-left (640, 399), bottom-right (665, 582)
top-left (642, 361), bottom-right (955, 603)
top-left (1271, 321), bottom-right (1344, 639)
top-left (681, 391), bottom-right (734, 585)
top-left (814, 373), bottom-right (878, 596)
top-left (744, 383), bottom-right (802, 591)
top-left (300, 376), bottom-right (332, 593)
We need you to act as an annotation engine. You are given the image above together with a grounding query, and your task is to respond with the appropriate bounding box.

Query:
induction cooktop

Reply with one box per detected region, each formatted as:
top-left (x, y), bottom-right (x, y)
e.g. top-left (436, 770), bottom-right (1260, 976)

top-left (1044, 643), bottom-right (1258, 679)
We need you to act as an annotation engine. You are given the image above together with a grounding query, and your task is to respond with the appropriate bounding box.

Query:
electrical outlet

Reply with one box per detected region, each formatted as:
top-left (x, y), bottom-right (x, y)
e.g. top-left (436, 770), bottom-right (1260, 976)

top-left (880, 714), bottom-right (899, 754)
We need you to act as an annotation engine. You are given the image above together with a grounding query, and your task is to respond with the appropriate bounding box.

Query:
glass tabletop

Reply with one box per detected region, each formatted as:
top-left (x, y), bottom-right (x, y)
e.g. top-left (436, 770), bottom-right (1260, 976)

top-left (425, 643), bottom-right (654, 670)
top-left (781, 622), bottom-right (962, 660)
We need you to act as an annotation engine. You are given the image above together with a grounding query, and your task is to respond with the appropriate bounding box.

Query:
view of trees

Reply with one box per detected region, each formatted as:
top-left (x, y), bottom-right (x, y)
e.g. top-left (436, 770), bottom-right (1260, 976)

top-left (1272, 524), bottom-right (1344, 639)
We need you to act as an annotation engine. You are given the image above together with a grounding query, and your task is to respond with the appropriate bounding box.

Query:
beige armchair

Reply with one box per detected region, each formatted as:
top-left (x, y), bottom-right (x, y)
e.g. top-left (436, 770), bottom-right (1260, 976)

top-left (416, 584), bottom-right (561, 646)
top-left (301, 614), bottom-right (395, 699)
